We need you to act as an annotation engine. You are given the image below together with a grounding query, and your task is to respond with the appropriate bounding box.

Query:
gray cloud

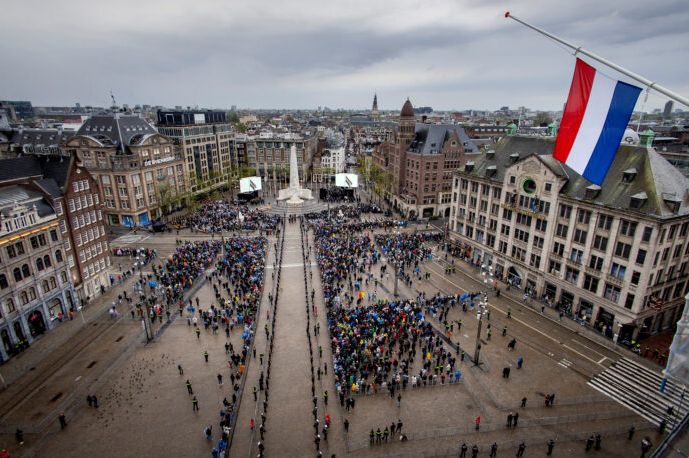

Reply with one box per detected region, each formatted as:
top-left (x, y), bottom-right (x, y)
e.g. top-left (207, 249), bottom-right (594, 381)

top-left (0, 0), bottom-right (687, 111)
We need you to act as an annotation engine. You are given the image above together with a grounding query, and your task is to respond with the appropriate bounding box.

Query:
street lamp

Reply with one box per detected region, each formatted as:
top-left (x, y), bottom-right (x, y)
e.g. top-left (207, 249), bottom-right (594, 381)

top-left (136, 251), bottom-right (154, 342)
top-left (474, 265), bottom-right (493, 365)
top-left (474, 291), bottom-right (489, 366)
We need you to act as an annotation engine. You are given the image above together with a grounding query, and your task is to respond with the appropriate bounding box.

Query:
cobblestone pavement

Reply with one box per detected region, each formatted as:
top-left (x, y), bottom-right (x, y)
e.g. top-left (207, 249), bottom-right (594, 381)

top-left (0, 218), bottom-right (669, 457)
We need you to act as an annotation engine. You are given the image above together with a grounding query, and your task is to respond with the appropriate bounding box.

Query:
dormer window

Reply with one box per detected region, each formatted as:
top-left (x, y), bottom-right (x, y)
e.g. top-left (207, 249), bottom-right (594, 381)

top-left (585, 184), bottom-right (601, 200)
top-left (622, 168), bottom-right (637, 183)
top-left (486, 165), bottom-right (497, 177)
top-left (465, 161), bottom-right (475, 172)
top-left (486, 150), bottom-right (495, 158)
top-left (510, 152), bottom-right (519, 162)
top-left (662, 193), bottom-right (681, 214)
top-left (630, 192), bottom-right (647, 209)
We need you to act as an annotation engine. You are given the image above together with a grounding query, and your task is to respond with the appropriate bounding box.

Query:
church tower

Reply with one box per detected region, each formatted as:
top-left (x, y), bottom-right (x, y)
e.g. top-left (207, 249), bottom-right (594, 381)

top-left (394, 98), bottom-right (415, 195)
top-left (371, 93), bottom-right (380, 121)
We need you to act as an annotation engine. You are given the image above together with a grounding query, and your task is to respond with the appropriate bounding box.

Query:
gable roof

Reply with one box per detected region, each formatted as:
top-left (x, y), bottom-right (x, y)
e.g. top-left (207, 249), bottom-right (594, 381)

top-left (0, 157), bottom-right (43, 182)
top-left (0, 155), bottom-right (74, 196)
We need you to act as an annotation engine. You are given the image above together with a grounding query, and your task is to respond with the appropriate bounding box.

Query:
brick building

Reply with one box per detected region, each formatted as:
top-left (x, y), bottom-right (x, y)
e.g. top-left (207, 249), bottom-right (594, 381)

top-left (0, 156), bottom-right (111, 302)
top-left (374, 99), bottom-right (478, 218)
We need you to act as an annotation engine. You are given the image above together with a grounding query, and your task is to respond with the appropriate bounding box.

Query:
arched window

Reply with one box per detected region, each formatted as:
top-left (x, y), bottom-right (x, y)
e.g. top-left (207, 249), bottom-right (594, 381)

top-left (29, 287), bottom-right (36, 301)
top-left (55, 250), bottom-right (63, 262)
top-left (6, 298), bottom-right (15, 313)
top-left (21, 264), bottom-right (30, 278)
top-left (13, 268), bottom-right (22, 282)
top-left (42, 280), bottom-right (49, 293)
top-left (20, 291), bottom-right (29, 305)
top-left (44, 255), bottom-right (52, 268)
top-left (0, 274), bottom-right (8, 289)
top-left (36, 258), bottom-right (44, 271)
top-left (60, 271), bottom-right (67, 283)
top-left (49, 277), bottom-right (57, 289)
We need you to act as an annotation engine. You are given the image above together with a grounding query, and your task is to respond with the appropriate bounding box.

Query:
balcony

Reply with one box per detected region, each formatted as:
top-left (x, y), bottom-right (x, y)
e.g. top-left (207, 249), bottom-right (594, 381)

top-left (584, 264), bottom-right (602, 275)
top-left (566, 256), bottom-right (583, 267)
top-left (605, 274), bottom-right (624, 287)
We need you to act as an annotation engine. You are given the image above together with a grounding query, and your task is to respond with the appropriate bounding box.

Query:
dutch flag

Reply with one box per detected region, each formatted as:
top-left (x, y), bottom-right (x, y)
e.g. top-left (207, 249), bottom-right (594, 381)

top-left (553, 59), bottom-right (642, 185)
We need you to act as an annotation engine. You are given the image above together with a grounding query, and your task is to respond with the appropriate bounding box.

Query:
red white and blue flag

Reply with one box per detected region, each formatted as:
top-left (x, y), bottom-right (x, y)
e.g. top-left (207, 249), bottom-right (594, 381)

top-left (553, 58), bottom-right (642, 185)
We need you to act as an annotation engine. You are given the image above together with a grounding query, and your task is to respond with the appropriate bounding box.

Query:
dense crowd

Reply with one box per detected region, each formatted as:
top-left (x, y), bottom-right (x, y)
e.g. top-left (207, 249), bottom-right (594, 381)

top-left (374, 232), bottom-right (442, 266)
top-left (313, 222), bottom-right (460, 402)
top-left (172, 201), bottom-right (280, 233)
top-left (186, 236), bottom-right (270, 456)
top-left (153, 241), bottom-right (223, 302)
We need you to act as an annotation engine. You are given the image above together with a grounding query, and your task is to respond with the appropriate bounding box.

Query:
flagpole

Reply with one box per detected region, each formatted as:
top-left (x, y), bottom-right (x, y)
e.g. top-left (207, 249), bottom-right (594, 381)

top-left (505, 12), bottom-right (689, 108)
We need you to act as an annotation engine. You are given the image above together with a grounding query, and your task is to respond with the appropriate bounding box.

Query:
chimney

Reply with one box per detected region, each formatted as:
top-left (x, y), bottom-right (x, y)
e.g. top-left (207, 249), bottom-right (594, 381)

top-left (421, 115), bottom-right (428, 123)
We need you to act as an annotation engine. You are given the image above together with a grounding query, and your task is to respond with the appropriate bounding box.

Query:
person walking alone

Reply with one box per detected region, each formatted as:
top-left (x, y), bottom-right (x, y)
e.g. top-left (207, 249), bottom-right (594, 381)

top-left (490, 442), bottom-right (498, 457)
top-left (516, 442), bottom-right (526, 457)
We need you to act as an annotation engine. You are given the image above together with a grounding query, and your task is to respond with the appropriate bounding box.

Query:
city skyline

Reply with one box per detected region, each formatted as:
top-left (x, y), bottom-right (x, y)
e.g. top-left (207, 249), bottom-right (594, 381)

top-left (1, 0), bottom-right (688, 111)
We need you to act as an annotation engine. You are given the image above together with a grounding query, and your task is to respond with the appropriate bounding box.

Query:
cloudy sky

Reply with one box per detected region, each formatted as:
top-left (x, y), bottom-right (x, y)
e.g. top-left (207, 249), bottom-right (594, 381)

top-left (1, 0), bottom-right (687, 111)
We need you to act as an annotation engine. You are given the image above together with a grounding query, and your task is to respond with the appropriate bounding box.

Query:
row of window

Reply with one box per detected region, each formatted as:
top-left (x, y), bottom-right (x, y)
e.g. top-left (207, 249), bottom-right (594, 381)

top-left (76, 227), bottom-right (104, 247)
top-left (0, 272), bottom-right (69, 317)
top-left (4, 230), bottom-right (59, 261)
top-left (82, 257), bottom-right (109, 280)
top-left (72, 210), bottom-right (101, 230)
top-left (0, 248), bottom-right (65, 289)
top-left (68, 193), bottom-right (99, 213)
top-left (72, 179), bottom-right (90, 193)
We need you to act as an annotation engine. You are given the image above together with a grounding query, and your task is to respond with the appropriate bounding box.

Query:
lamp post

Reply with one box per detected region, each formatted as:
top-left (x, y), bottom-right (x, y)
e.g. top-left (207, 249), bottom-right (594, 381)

top-left (474, 291), bottom-right (488, 366)
top-left (474, 264), bottom-right (493, 366)
top-left (137, 252), bottom-right (154, 342)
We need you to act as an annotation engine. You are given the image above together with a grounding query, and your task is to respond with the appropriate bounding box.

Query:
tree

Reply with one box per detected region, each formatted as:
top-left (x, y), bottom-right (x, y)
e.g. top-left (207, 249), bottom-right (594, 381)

top-left (156, 182), bottom-right (177, 217)
top-left (228, 112), bottom-right (240, 124)
top-left (534, 112), bottom-right (553, 127)
top-left (239, 166), bottom-right (257, 178)
top-left (236, 123), bottom-right (247, 133)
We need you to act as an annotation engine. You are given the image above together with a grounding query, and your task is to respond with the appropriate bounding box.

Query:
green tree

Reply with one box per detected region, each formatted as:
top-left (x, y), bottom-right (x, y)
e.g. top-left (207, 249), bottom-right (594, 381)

top-left (534, 112), bottom-right (553, 127)
top-left (228, 112), bottom-right (240, 124)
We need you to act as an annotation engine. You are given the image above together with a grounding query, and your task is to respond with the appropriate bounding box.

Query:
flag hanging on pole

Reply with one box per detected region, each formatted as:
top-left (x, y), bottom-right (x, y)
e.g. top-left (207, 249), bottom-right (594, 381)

top-left (553, 58), bottom-right (642, 185)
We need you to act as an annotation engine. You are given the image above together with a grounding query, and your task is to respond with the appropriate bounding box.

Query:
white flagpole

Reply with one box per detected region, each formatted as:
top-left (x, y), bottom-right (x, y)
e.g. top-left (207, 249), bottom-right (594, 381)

top-left (505, 12), bottom-right (689, 108)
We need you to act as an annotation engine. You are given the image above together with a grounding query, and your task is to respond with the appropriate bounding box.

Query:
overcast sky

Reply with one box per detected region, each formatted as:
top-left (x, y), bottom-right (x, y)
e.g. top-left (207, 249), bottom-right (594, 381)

top-left (1, 0), bottom-right (687, 111)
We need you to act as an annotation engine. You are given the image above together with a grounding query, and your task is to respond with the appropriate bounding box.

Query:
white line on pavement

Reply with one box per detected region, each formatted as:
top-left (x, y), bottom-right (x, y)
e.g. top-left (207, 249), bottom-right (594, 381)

top-left (424, 261), bottom-right (605, 367)
top-left (568, 338), bottom-right (610, 359)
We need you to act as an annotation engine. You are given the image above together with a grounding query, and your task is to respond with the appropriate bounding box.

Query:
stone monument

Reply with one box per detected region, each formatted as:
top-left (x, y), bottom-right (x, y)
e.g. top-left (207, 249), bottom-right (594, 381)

top-left (278, 145), bottom-right (312, 205)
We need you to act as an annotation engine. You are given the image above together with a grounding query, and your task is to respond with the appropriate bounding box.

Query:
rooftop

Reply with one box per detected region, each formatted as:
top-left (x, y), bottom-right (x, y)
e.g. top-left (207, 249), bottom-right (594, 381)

top-left (458, 135), bottom-right (689, 219)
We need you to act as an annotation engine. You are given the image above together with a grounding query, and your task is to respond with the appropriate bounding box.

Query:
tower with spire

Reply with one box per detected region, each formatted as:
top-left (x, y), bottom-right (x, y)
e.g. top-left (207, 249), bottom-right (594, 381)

top-left (371, 93), bottom-right (380, 121)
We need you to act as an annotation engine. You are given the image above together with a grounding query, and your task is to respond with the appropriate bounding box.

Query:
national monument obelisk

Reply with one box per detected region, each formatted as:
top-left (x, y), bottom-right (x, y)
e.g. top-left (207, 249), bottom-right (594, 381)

top-left (277, 145), bottom-right (313, 205)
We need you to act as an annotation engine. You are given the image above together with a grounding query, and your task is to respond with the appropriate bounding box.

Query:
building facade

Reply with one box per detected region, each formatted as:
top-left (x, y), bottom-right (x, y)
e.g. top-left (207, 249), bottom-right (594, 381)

top-left (0, 156), bottom-right (112, 302)
top-left (449, 135), bottom-right (689, 342)
top-left (156, 110), bottom-right (235, 193)
top-left (0, 186), bottom-right (76, 362)
top-left (251, 133), bottom-right (318, 186)
top-left (65, 114), bottom-right (188, 226)
top-left (374, 99), bottom-right (478, 218)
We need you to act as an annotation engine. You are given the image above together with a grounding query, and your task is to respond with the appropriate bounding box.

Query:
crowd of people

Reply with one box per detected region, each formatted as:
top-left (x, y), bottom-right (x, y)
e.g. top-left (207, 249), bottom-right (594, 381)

top-left (312, 220), bottom-right (463, 406)
top-left (154, 241), bottom-right (223, 303)
top-left (171, 201), bottom-right (280, 233)
top-left (175, 235), bottom-right (270, 457)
